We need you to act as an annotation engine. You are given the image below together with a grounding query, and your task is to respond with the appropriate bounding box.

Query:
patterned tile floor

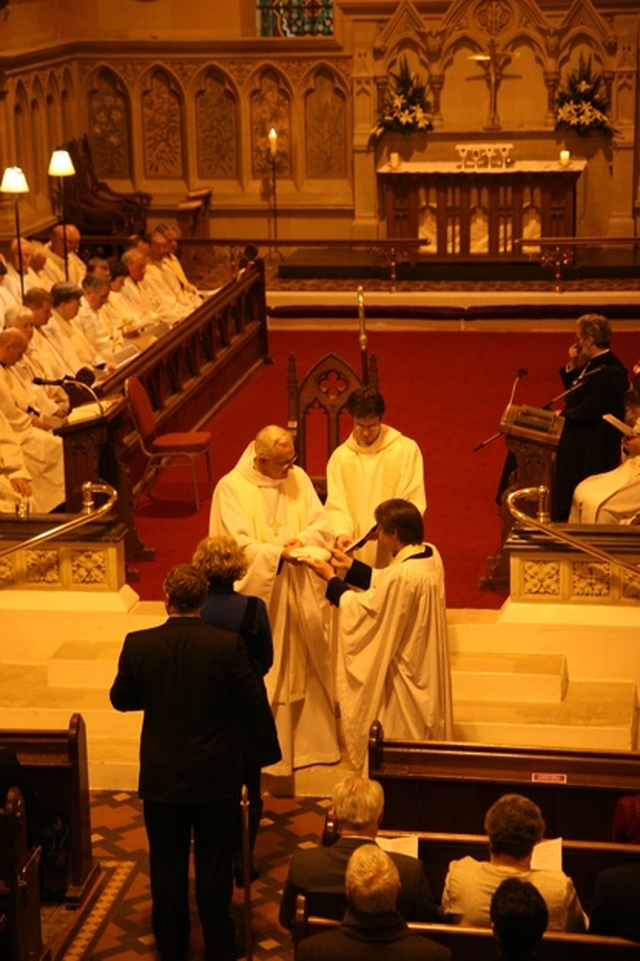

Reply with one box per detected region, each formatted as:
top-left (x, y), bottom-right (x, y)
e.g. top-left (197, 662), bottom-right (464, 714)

top-left (49, 791), bottom-right (330, 961)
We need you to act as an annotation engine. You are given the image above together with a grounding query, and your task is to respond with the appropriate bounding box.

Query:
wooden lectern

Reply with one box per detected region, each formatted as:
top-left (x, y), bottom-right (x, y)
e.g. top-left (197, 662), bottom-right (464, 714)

top-left (482, 403), bottom-right (564, 590)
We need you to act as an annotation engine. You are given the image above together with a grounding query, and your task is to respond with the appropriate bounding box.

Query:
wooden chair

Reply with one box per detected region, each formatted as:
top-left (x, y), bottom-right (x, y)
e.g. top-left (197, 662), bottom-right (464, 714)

top-left (286, 351), bottom-right (379, 499)
top-left (59, 135), bottom-right (150, 236)
top-left (125, 375), bottom-right (212, 510)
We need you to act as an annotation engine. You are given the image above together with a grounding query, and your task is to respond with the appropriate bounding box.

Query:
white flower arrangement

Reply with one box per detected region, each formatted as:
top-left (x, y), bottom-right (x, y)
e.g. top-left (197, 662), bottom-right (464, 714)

top-left (369, 57), bottom-right (433, 147)
top-left (555, 55), bottom-right (615, 139)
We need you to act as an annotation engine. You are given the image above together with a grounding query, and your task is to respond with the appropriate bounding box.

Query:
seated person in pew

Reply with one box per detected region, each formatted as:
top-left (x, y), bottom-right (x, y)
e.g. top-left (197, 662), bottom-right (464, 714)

top-left (612, 794), bottom-right (640, 844)
top-left (146, 229), bottom-right (201, 316)
top-left (0, 406), bottom-right (33, 511)
top-left (442, 793), bottom-right (587, 932)
top-left (279, 776), bottom-right (442, 930)
top-left (120, 248), bottom-right (173, 329)
top-left (0, 259), bottom-right (20, 315)
top-left (42, 224), bottom-right (86, 287)
top-left (297, 844), bottom-right (451, 961)
top-left (74, 273), bottom-right (120, 357)
top-left (589, 863), bottom-right (640, 943)
top-left (0, 329), bottom-right (66, 512)
top-left (569, 423), bottom-right (640, 525)
top-left (45, 282), bottom-right (109, 375)
top-left (3, 306), bottom-right (69, 429)
top-left (490, 878), bottom-right (548, 961)
top-left (304, 499), bottom-right (453, 770)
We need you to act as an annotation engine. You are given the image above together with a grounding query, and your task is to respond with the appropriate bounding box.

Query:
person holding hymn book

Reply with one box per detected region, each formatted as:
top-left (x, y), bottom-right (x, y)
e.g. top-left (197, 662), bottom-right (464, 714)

top-left (441, 794), bottom-right (587, 932)
top-left (279, 776), bottom-right (442, 930)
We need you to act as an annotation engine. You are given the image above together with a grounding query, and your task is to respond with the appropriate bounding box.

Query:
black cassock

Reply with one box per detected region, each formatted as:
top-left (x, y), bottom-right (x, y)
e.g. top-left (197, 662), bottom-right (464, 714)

top-left (553, 350), bottom-right (628, 521)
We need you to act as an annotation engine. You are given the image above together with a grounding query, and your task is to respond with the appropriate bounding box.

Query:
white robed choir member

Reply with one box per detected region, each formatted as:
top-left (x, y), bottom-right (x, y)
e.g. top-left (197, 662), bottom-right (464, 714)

top-left (569, 429), bottom-right (640, 525)
top-left (307, 499), bottom-right (453, 770)
top-left (325, 388), bottom-right (425, 568)
top-left (0, 331), bottom-right (65, 513)
top-left (209, 426), bottom-right (340, 777)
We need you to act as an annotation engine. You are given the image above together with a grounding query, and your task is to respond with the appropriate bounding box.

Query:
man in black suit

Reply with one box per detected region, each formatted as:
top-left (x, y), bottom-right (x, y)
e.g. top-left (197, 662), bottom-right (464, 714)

top-left (553, 313), bottom-right (628, 520)
top-left (297, 844), bottom-right (450, 961)
top-left (589, 864), bottom-right (640, 943)
top-left (279, 776), bottom-right (441, 929)
top-left (110, 564), bottom-right (280, 961)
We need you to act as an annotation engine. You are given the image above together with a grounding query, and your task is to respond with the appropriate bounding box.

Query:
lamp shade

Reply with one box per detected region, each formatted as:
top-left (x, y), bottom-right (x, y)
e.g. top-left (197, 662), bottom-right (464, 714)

top-left (48, 150), bottom-right (76, 177)
top-left (1, 166), bottom-right (30, 194)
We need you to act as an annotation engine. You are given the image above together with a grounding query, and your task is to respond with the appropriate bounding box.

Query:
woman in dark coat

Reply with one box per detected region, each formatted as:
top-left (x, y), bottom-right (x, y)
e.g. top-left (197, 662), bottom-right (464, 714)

top-left (193, 534), bottom-right (275, 885)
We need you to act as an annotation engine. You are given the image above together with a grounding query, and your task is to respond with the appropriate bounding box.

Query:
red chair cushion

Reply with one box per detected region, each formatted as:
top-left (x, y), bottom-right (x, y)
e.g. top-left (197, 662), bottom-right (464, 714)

top-left (151, 432), bottom-right (211, 454)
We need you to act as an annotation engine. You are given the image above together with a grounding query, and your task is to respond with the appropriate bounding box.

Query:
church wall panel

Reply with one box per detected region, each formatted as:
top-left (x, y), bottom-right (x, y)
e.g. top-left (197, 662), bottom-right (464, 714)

top-left (0, 0), bottom-right (637, 242)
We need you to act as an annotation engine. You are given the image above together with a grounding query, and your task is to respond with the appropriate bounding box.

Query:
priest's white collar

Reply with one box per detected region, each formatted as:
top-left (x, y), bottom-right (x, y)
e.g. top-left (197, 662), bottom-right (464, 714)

top-left (391, 543), bottom-right (427, 566)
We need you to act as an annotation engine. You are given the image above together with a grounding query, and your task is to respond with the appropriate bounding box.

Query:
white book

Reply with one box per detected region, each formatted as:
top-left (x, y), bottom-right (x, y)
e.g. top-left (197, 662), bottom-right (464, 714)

top-left (603, 413), bottom-right (637, 438)
top-left (376, 835), bottom-right (419, 859)
top-left (531, 836), bottom-right (562, 871)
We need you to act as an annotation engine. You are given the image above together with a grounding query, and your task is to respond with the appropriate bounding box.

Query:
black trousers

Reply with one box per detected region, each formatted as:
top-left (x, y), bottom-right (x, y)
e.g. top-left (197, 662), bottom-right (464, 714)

top-left (143, 797), bottom-right (237, 961)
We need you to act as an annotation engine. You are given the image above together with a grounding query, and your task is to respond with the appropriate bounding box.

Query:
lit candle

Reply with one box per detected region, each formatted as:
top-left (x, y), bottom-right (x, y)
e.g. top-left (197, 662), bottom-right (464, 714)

top-left (389, 152), bottom-right (400, 169)
top-left (268, 128), bottom-right (278, 158)
top-left (559, 150), bottom-right (570, 167)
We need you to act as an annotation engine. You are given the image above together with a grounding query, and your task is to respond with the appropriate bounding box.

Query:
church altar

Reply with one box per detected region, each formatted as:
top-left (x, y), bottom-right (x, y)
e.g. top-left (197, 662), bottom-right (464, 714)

top-left (378, 159), bottom-right (587, 257)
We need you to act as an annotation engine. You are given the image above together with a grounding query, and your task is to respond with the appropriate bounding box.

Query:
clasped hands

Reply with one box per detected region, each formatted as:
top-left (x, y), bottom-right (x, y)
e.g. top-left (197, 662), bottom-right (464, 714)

top-left (305, 547), bottom-right (352, 582)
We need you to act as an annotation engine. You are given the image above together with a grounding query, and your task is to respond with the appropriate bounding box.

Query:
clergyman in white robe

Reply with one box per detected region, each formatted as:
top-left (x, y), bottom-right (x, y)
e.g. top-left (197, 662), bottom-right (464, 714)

top-left (209, 434), bottom-right (340, 777)
top-left (325, 392), bottom-right (426, 567)
top-left (309, 500), bottom-right (453, 770)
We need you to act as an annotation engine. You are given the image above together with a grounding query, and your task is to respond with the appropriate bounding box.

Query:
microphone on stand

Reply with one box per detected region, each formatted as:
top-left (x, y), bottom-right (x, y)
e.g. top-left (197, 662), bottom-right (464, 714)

top-left (473, 368), bottom-right (528, 453)
top-left (33, 376), bottom-right (72, 386)
top-left (34, 377), bottom-right (105, 417)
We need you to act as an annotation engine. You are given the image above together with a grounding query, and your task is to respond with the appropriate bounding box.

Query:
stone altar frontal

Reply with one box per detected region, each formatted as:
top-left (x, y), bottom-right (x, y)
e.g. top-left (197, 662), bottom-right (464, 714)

top-left (378, 160), bottom-right (587, 256)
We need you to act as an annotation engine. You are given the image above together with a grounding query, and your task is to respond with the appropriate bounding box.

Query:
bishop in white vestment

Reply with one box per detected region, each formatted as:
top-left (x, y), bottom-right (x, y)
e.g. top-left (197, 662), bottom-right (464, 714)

top-left (307, 499), bottom-right (453, 770)
top-left (209, 425), bottom-right (340, 777)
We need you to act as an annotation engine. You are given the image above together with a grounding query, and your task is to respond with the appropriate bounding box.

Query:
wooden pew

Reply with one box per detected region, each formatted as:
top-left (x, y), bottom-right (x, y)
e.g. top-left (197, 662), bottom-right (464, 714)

top-left (293, 895), bottom-right (640, 960)
top-left (368, 721), bottom-right (640, 841)
top-left (0, 787), bottom-right (50, 961)
top-left (374, 829), bottom-right (640, 916)
top-left (0, 714), bottom-right (97, 905)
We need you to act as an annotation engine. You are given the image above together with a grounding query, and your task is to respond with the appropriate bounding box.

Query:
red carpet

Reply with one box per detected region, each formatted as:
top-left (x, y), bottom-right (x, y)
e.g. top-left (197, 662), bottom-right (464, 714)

top-left (132, 328), bottom-right (639, 609)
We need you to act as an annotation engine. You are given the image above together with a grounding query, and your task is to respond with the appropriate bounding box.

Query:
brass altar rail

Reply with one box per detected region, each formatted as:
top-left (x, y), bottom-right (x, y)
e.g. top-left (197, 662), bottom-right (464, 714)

top-left (507, 485), bottom-right (640, 576)
top-left (0, 482), bottom-right (118, 559)
top-left (515, 236), bottom-right (640, 292)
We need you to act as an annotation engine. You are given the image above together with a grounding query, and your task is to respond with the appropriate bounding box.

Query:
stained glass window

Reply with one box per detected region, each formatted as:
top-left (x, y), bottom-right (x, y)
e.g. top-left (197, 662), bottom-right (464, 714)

top-left (257, 0), bottom-right (333, 37)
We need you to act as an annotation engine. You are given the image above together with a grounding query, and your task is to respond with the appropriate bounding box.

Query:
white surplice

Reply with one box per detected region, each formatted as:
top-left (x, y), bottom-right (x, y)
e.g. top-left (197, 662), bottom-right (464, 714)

top-left (325, 425), bottom-right (426, 566)
top-left (0, 407), bottom-right (31, 510)
top-left (569, 455), bottom-right (640, 524)
top-left (209, 442), bottom-right (340, 777)
top-left (0, 367), bottom-right (65, 512)
top-left (334, 544), bottom-right (453, 769)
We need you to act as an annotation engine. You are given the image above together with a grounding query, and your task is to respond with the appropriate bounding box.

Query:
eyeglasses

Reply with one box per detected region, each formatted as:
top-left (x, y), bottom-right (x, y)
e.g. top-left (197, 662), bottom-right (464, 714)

top-left (269, 454), bottom-right (297, 468)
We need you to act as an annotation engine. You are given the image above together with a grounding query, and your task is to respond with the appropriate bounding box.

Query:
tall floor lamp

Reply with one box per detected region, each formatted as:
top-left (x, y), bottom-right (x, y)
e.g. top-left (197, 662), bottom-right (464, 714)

top-left (267, 127), bottom-right (279, 258)
top-left (1, 166), bottom-right (30, 301)
top-left (48, 149), bottom-right (76, 281)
